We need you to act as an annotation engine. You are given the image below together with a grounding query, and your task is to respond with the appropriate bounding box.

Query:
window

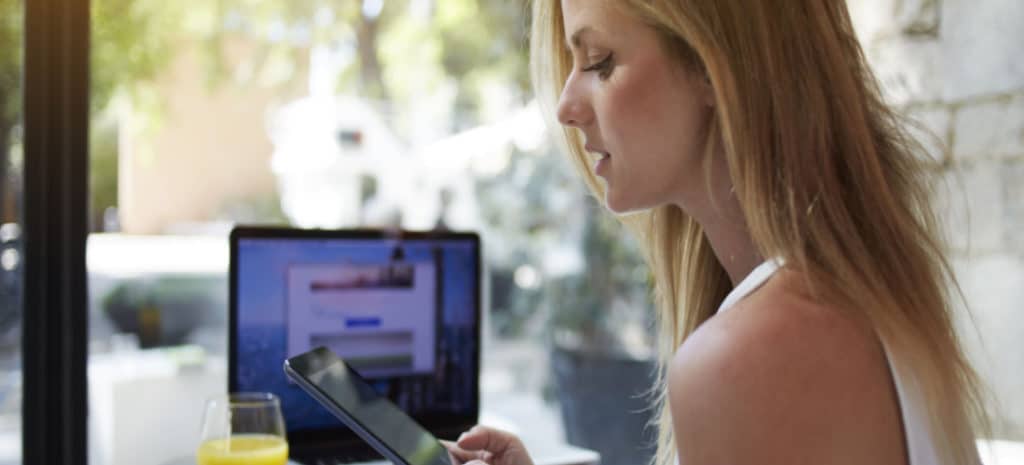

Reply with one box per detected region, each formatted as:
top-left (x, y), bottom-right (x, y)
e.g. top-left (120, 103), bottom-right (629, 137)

top-left (83, 2), bottom-right (1024, 465)
top-left (87, 2), bottom-right (651, 465)
top-left (0, 0), bottom-right (23, 462)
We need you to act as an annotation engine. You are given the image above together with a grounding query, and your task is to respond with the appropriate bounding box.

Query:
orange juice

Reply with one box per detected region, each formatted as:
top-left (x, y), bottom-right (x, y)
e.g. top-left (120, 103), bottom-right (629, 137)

top-left (196, 434), bottom-right (289, 465)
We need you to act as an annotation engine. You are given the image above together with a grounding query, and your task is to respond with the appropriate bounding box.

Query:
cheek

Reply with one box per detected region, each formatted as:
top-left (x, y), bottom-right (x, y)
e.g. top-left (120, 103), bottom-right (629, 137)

top-left (602, 67), bottom-right (714, 209)
top-left (604, 69), bottom-right (666, 137)
top-left (603, 67), bottom-right (704, 171)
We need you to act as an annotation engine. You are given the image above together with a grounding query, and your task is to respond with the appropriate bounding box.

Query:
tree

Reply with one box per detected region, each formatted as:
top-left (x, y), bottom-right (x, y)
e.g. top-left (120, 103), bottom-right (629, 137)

top-left (0, 0), bottom-right (183, 225)
top-left (1, 0), bottom-right (533, 221)
top-left (194, 0), bottom-right (531, 126)
top-left (0, 0), bottom-right (22, 223)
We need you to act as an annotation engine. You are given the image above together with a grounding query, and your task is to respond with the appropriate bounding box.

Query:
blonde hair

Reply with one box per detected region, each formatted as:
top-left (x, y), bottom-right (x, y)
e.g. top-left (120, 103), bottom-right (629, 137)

top-left (530, 1), bottom-right (989, 464)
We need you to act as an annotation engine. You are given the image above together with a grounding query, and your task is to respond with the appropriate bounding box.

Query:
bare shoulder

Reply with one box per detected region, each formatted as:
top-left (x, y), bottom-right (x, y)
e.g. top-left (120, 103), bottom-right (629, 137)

top-left (667, 269), bottom-right (906, 465)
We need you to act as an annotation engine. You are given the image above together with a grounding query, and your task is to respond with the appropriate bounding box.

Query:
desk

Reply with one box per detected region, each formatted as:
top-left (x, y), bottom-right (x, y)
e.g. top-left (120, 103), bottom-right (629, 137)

top-left (977, 439), bottom-right (1024, 465)
top-left (479, 396), bottom-right (598, 465)
top-left (88, 347), bottom-right (226, 465)
top-left (162, 460), bottom-right (304, 465)
top-left (90, 348), bottom-right (597, 465)
top-left (89, 347), bottom-right (1024, 465)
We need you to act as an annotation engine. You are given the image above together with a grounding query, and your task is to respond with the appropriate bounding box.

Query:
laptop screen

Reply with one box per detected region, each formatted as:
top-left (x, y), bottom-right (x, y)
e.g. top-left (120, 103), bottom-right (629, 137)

top-left (229, 227), bottom-right (480, 449)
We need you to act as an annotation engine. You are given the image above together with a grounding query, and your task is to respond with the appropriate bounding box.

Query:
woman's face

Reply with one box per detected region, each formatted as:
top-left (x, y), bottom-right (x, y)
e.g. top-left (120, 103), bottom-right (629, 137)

top-left (557, 0), bottom-right (716, 214)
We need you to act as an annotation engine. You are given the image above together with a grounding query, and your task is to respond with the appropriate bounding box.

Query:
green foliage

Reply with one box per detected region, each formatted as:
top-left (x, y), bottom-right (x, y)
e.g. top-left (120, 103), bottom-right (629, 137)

top-left (91, 0), bottom-right (183, 115)
top-left (0, 0), bottom-right (182, 204)
top-left (0, 0), bottom-right (21, 130)
top-left (1, 0), bottom-right (533, 229)
top-left (0, 0), bottom-right (530, 133)
top-left (545, 203), bottom-right (654, 350)
top-left (429, 0), bottom-right (531, 123)
top-left (380, 11), bottom-right (446, 103)
top-left (215, 192), bottom-right (290, 225)
top-left (89, 117), bottom-right (119, 230)
top-left (435, 0), bottom-right (531, 95)
top-left (1, 0), bottom-right (643, 351)
top-left (206, 0), bottom-right (530, 126)
top-left (470, 142), bottom-right (653, 347)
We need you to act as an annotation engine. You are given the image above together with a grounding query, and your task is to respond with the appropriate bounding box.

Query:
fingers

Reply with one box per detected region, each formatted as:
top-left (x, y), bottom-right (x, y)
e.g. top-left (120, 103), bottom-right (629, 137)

top-left (441, 439), bottom-right (493, 464)
top-left (442, 440), bottom-right (467, 465)
top-left (456, 425), bottom-right (522, 455)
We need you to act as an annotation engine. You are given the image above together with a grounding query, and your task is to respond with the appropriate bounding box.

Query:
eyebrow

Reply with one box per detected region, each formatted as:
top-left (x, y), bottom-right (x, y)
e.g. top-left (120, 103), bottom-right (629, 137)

top-left (567, 26), bottom-right (594, 50)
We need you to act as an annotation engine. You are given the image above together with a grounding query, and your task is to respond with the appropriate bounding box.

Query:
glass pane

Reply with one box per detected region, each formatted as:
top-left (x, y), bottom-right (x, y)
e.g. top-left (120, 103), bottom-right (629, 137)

top-left (85, 2), bottom-right (1024, 465)
top-left (88, 2), bottom-right (637, 465)
top-left (0, 0), bottom-right (23, 462)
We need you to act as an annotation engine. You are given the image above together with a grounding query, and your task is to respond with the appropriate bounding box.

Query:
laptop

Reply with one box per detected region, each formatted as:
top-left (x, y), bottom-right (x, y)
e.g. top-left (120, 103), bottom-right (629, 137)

top-left (229, 226), bottom-right (481, 465)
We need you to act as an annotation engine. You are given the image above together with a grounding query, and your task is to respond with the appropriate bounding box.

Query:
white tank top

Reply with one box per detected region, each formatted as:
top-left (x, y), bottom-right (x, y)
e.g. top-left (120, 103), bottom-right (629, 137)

top-left (715, 258), bottom-right (970, 465)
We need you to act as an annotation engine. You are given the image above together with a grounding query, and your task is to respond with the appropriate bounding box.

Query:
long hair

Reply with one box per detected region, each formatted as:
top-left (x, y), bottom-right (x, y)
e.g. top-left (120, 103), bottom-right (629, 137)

top-left (530, 1), bottom-right (989, 464)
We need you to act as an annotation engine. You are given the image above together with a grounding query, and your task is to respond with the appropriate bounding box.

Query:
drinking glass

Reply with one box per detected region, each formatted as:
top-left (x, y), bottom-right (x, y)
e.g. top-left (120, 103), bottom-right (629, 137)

top-left (197, 392), bottom-right (289, 465)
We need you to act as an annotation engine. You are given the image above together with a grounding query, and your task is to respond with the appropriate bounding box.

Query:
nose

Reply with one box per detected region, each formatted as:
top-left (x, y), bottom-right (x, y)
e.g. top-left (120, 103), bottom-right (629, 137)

top-left (556, 71), bottom-right (592, 128)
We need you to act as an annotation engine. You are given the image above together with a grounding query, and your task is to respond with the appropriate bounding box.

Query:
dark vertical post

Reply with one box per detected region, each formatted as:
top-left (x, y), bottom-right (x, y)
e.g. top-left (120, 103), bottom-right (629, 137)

top-left (22, 0), bottom-right (90, 462)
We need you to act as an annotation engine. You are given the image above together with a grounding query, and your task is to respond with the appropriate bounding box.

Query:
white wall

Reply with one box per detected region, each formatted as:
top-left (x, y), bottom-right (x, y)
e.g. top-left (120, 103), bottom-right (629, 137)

top-left (850, 0), bottom-right (1024, 439)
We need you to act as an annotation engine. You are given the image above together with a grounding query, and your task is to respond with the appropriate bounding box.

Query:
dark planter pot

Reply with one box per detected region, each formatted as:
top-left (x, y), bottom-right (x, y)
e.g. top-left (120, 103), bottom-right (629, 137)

top-left (551, 343), bottom-right (658, 465)
top-left (103, 275), bottom-right (226, 348)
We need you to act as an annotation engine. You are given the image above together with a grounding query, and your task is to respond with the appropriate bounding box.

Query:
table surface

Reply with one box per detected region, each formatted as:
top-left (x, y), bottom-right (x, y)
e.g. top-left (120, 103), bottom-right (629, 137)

top-left (159, 393), bottom-right (599, 465)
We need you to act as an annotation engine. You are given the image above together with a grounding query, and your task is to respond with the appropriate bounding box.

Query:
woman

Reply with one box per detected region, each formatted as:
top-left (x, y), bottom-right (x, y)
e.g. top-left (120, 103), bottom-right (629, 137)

top-left (445, 1), bottom-right (988, 464)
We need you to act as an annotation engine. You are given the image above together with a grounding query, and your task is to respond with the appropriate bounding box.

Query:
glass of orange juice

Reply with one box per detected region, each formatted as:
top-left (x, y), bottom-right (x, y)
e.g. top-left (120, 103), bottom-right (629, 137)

top-left (197, 392), bottom-right (289, 465)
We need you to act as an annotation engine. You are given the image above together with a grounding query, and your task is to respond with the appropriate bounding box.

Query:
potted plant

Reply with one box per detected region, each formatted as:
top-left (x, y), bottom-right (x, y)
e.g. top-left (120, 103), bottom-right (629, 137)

top-left (468, 136), bottom-right (658, 465)
top-left (544, 202), bottom-right (658, 465)
top-left (102, 274), bottom-right (225, 349)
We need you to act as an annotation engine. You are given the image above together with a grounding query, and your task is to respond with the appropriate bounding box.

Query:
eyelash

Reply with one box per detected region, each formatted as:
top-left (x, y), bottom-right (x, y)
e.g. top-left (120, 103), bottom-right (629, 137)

top-left (582, 54), bottom-right (614, 79)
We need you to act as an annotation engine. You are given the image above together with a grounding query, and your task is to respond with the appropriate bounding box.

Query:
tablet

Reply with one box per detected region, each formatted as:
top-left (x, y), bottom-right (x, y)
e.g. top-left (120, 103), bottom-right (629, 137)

top-left (284, 346), bottom-right (455, 465)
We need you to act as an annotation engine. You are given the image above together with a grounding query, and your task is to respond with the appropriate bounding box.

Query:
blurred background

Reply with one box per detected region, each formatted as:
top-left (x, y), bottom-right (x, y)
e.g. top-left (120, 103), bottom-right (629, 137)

top-left (0, 0), bottom-right (1022, 464)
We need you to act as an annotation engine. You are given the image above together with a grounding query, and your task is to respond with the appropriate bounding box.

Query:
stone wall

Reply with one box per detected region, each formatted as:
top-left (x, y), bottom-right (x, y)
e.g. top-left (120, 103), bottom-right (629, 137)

top-left (849, 0), bottom-right (1024, 439)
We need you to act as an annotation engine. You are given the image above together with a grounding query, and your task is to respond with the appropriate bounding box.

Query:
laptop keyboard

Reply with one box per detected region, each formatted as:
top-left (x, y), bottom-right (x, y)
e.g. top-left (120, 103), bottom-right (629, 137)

top-left (296, 450), bottom-right (389, 465)
top-left (305, 460), bottom-right (390, 465)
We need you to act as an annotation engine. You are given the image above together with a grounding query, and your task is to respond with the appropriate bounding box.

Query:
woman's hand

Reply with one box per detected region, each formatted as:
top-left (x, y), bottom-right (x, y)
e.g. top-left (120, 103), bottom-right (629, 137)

top-left (441, 425), bottom-right (535, 465)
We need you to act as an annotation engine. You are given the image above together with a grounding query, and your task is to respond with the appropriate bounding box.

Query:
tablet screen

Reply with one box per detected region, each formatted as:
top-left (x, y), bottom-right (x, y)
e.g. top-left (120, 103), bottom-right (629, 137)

top-left (285, 347), bottom-right (454, 465)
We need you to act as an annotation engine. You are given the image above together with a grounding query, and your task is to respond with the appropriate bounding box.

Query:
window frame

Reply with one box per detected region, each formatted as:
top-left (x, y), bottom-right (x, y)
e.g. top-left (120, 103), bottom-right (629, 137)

top-left (22, 0), bottom-right (90, 462)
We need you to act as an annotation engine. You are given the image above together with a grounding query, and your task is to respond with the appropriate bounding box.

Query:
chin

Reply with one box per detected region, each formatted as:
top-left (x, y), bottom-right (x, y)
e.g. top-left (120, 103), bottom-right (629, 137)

top-left (603, 190), bottom-right (646, 215)
top-left (603, 183), bottom-right (669, 214)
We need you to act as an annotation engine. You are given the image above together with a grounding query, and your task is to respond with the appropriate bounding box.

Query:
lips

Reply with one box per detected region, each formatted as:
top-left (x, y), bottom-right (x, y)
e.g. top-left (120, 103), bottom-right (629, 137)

top-left (584, 144), bottom-right (611, 176)
top-left (585, 145), bottom-right (611, 160)
top-left (588, 150), bottom-right (611, 177)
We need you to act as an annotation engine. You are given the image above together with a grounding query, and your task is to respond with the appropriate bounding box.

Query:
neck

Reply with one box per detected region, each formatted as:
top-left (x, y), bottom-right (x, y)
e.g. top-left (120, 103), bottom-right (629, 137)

top-left (675, 157), bottom-right (762, 286)
top-left (699, 208), bottom-right (762, 287)
top-left (670, 139), bottom-right (762, 286)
